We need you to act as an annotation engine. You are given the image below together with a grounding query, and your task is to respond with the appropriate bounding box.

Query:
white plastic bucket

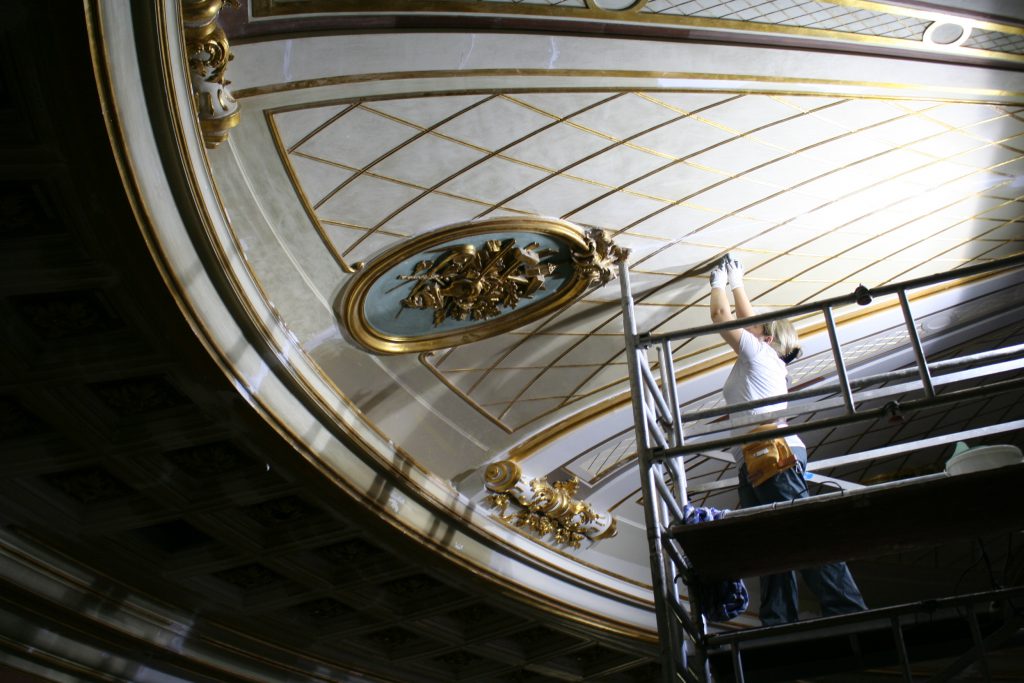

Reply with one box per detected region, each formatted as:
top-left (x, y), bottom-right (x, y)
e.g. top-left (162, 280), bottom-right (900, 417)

top-left (944, 443), bottom-right (1023, 476)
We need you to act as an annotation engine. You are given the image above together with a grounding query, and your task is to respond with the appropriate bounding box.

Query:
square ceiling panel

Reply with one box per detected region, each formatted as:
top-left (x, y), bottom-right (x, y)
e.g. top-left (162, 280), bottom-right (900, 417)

top-left (689, 94), bottom-right (805, 134)
top-left (370, 134), bottom-right (488, 188)
top-left (568, 92), bottom-right (689, 139)
top-left (437, 156), bottom-right (549, 204)
top-left (435, 96), bottom-right (556, 149)
top-left (297, 106), bottom-right (417, 168)
top-left (570, 146), bottom-right (674, 188)
top-left (687, 136), bottom-right (787, 175)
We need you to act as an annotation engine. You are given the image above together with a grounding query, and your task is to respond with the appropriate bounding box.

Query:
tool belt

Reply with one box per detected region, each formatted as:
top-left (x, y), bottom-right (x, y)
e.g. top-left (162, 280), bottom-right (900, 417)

top-left (742, 424), bottom-right (797, 487)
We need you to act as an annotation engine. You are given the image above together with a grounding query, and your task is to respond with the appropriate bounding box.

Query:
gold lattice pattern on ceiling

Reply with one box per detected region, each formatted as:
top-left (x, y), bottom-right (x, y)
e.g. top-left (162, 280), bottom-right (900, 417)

top-left (253, 0), bottom-right (1024, 57)
top-left (642, 0), bottom-right (932, 39)
top-left (273, 91), bottom-right (1024, 433)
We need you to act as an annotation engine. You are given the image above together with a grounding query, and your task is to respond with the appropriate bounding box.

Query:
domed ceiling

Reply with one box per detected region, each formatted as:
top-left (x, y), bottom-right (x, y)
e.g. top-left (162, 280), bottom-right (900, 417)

top-left (137, 0), bottom-right (1024, 638)
top-left (7, 3), bottom-right (1024, 682)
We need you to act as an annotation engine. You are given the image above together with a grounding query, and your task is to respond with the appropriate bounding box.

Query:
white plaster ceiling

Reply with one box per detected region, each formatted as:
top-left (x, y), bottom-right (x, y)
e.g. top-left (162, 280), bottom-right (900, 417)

top-left (209, 2), bottom-right (1024, 623)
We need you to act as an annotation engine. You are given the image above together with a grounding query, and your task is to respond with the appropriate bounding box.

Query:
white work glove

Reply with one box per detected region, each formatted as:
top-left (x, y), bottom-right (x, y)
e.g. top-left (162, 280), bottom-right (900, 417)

top-left (726, 257), bottom-right (744, 290)
top-left (709, 265), bottom-right (727, 290)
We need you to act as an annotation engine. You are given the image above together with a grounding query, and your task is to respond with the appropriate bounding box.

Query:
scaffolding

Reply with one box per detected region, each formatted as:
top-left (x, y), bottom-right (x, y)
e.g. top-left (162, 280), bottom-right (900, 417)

top-left (619, 253), bottom-right (1024, 683)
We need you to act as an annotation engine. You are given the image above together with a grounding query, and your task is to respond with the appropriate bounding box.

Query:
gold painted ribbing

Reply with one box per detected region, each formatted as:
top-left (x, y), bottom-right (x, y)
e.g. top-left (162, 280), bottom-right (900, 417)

top-left (614, 100), bottom-right (995, 335)
top-left (636, 91), bottom-right (800, 157)
top-left (312, 96), bottom-right (498, 256)
top-left (353, 93), bottom-right (696, 204)
top-left (511, 99), bottom-right (919, 420)
top-left (282, 92), bottom-right (703, 266)
top-left (246, 0), bottom-right (1024, 63)
top-left (471, 93), bottom-right (747, 222)
top-left (579, 434), bottom-right (636, 484)
top-left (268, 82), bottom-right (1019, 436)
top-left (319, 218), bottom-right (409, 239)
top-left (289, 148), bottom-right (514, 214)
top-left (443, 360), bottom-right (629, 373)
top-left (617, 101), bottom-right (943, 257)
top-left (407, 90), bottom-right (1015, 432)
top-left (557, 98), bottom-right (849, 226)
top-left (347, 93), bottom-right (625, 256)
top-left (234, 69), bottom-right (1024, 102)
top-left (266, 87), bottom-right (1024, 286)
top-left (742, 141), bottom-right (1024, 306)
top-left (454, 94), bottom-right (752, 403)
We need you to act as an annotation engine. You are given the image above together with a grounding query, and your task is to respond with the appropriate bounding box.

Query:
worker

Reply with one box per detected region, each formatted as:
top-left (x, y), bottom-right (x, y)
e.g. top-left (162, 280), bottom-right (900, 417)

top-left (709, 256), bottom-right (867, 626)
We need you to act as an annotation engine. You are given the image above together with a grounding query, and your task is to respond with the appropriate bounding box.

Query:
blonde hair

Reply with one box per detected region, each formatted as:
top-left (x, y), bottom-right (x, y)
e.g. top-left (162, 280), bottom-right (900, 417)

top-left (764, 319), bottom-right (801, 364)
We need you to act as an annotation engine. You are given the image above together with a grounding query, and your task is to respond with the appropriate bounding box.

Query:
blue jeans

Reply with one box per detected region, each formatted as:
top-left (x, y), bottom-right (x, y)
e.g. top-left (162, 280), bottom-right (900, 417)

top-left (737, 448), bottom-right (867, 626)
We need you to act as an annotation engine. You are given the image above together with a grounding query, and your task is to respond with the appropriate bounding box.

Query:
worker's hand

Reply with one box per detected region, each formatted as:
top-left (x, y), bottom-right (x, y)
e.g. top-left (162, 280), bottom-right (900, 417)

top-left (709, 265), bottom-right (727, 290)
top-left (726, 257), bottom-right (744, 290)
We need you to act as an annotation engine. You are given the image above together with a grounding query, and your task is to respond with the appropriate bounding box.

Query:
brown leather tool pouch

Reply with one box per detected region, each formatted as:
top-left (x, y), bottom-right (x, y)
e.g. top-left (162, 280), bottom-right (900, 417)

top-left (742, 425), bottom-right (797, 487)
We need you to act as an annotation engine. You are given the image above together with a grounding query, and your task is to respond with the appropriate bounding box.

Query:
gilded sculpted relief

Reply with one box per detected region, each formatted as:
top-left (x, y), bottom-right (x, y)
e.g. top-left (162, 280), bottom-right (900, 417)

top-left (397, 239), bottom-right (558, 326)
top-left (339, 218), bottom-right (629, 354)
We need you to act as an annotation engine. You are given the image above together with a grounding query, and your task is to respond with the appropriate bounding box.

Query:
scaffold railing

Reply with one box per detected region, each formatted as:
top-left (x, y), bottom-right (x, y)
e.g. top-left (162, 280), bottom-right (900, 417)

top-left (619, 253), bottom-right (1024, 683)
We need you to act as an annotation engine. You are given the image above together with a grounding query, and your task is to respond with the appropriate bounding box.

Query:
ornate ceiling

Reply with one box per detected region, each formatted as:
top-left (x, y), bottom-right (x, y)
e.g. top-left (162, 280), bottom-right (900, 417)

top-left (2, 0), bottom-right (1023, 681)
top-left (215, 0), bottom-right (1024, 616)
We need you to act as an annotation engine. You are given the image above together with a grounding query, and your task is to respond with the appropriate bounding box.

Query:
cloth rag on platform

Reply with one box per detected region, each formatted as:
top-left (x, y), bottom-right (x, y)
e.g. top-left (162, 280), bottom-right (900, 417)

top-left (682, 503), bottom-right (749, 621)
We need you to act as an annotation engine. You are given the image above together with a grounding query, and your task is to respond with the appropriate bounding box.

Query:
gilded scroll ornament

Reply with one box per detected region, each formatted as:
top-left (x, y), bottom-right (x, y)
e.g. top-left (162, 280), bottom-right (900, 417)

top-left (484, 460), bottom-right (616, 549)
top-left (572, 227), bottom-right (631, 286)
top-left (398, 239), bottom-right (558, 326)
top-left (183, 0), bottom-right (240, 148)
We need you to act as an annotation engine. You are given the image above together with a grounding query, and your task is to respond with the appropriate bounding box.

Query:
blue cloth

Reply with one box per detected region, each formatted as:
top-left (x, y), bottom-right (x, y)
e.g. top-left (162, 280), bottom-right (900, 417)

top-left (737, 447), bottom-right (867, 626)
top-left (681, 503), bottom-right (749, 622)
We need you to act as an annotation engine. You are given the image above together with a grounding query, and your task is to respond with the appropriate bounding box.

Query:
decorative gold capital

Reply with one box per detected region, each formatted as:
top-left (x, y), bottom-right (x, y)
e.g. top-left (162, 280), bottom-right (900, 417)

top-left (484, 460), bottom-right (616, 549)
top-left (182, 0), bottom-right (240, 149)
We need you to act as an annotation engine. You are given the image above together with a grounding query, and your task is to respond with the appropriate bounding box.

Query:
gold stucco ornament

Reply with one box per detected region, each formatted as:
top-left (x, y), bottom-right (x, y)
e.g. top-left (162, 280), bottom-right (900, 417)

top-left (398, 239), bottom-right (558, 326)
top-left (484, 460), bottom-right (617, 550)
top-left (338, 217), bottom-right (630, 354)
top-left (183, 0), bottom-right (240, 148)
top-left (572, 227), bottom-right (632, 286)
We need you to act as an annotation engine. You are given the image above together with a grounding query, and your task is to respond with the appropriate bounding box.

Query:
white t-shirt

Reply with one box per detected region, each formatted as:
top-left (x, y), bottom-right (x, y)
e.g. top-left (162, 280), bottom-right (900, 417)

top-left (722, 329), bottom-right (804, 465)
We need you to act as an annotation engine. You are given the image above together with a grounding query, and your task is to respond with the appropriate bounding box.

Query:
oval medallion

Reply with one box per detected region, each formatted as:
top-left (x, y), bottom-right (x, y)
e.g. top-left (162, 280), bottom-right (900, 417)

top-left (338, 217), bottom-right (628, 354)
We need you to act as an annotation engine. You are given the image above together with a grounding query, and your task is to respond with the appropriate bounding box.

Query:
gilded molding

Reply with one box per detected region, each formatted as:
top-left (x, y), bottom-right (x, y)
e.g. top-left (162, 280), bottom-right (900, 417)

top-left (485, 460), bottom-right (617, 549)
top-left (183, 0), bottom-right (240, 148)
top-left (248, 0), bottom-right (1024, 64)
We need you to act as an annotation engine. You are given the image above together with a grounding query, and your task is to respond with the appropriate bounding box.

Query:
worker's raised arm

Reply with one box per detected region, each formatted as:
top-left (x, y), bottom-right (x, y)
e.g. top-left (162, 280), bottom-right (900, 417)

top-left (710, 265), bottom-right (743, 352)
top-left (727, 258), bottom-right (756, 320)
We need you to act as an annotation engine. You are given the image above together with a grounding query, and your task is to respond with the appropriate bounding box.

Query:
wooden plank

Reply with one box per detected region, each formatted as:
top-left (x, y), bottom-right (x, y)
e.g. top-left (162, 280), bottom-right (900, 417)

top-left (670, 463), bottom-right (1024, 581)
